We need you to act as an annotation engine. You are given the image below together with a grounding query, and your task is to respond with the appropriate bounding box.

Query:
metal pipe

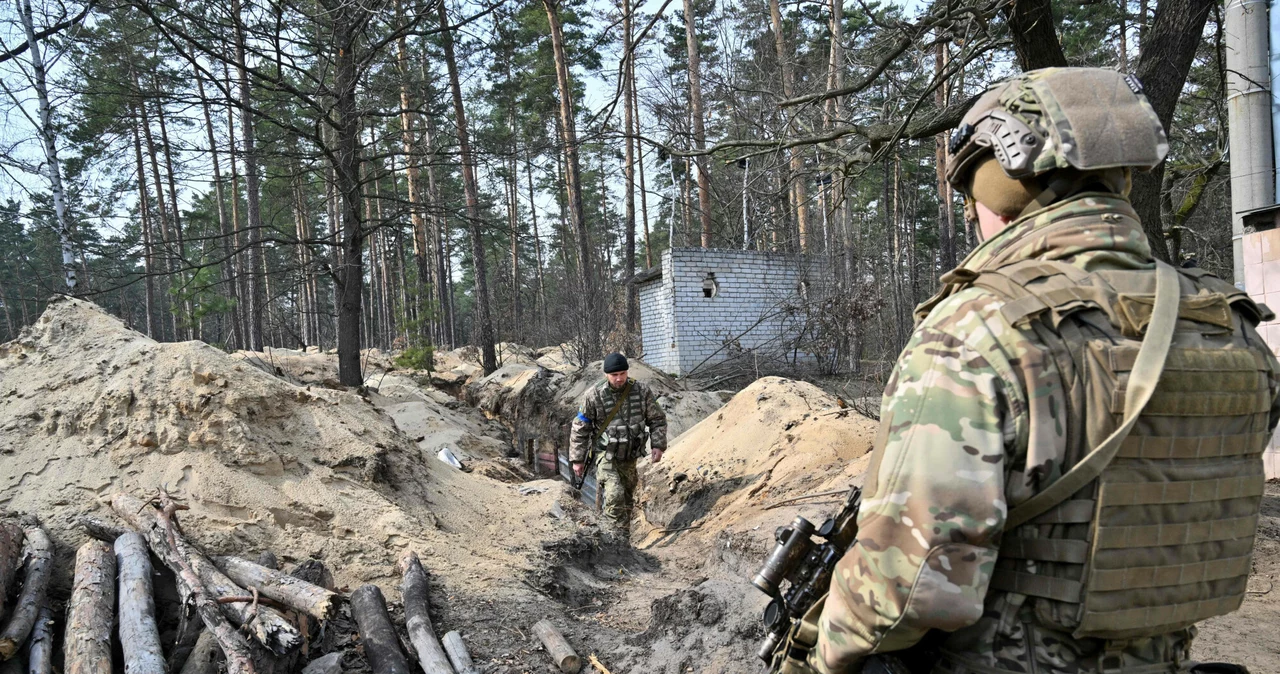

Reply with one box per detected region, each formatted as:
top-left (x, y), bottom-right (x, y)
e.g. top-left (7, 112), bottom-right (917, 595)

top-left (1227, 0), bottom-right (1275, 285)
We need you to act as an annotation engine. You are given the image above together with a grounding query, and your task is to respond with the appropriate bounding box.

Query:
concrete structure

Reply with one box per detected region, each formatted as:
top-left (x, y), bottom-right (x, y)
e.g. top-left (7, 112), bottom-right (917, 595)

top-left (1228, 0), bottom-right (1280, 477)
top-left (634, 248), bottom-right (830, 376)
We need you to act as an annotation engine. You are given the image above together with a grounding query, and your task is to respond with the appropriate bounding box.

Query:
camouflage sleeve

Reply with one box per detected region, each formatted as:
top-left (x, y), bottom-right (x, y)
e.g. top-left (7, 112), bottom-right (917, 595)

top-left (812, 290), bottom-right (1028, 673)
top-left (569, 394), bottom-right (598, 463)
top-left (644, 385), bottom-right (668, 452)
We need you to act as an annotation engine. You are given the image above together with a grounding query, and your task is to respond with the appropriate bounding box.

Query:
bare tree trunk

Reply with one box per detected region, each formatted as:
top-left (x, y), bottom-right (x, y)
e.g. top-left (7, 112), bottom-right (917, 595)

top-left (232, 0), bottom-right (265, 350)
top-left (398, 553), bottom-right (454, 674)
top-left (115, 533), bottom-right (165, 674)
top-left (224, 63), bottom-right (252, 348)
top-left (768, 0), bottom-right (808, 252)
top-left (439, 0), bottom-right (497, 374)
top-left (1129, 0), bottom-right (1215, 263)
top-left (623, 0), bottom-right (638, 336)
top-left (330, 7), bottom-right (368, 387)
top-left (196, 71), bottom-right (244, 350)
top-left (632, 68), bottom-right (652, 267)
top-left (543, 0), bottom-right (599, 358)
top-left (65, 541), bottom-right (115, 674)
top-left (17, 0), bottom-right (74, 292)
top-left (130, 106), bottom-right (157, 339)
top-left (154, 78), bottom-right (194, 340)
top-left (136, 78), bottom-right (177, 341)
top-left (526, 152), bottom-right (548, 338)
top-left (934, 41), bottom-right (956, 271)
top-left (396, 1), bottom-right (433, 349)
top-left (682, 0), bottom-right (713, 247)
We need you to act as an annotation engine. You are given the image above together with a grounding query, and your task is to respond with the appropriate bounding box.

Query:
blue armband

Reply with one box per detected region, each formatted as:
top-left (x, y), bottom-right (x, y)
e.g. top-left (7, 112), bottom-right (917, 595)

top-left (575, 412), bottom-right (591, 424)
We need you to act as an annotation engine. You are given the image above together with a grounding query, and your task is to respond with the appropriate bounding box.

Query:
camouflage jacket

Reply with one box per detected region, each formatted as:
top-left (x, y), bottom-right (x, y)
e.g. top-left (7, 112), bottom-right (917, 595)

top-left (568, 378), bottom-right (667, 463)
top-left (812, 194), bottom-right (1280, 673)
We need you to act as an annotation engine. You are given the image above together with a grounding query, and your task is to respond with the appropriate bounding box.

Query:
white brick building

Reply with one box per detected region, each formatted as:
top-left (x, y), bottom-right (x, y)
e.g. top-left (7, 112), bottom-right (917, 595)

top-left (634, 248), bottom-right (831, 376)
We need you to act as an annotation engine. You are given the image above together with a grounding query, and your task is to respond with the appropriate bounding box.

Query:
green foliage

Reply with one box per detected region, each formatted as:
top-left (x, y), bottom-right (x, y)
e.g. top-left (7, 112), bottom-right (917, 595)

top-left (395, 345), bottom-right (435, 371)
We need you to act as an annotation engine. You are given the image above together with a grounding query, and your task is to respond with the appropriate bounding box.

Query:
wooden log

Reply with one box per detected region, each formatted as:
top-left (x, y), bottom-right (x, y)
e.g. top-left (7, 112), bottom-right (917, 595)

top-left (109, 493), bottom-right (258, 674)
top-left (255, 552), bottom-right (278, 570)
top-left (110, 493), bottom-right (301, 655)
top-left (64, 540), bottom-right (116, 674)
top-left (441, 632), bottom-right (478, 674)
top-left (301, 653), bottom-right (342, 674)
top-left (214, 556), bottom-right (339, 621)
top-left (24, 605), bottom-right (53, 674)
top-left (0, 520), bottom-right (22, 623)
top-left (77, 515), bottom-right (130, 543)
top-left (349, 585), bottom-right (412, 674)
top-left (115, 532), bottom-right (166, 674)
top-left (397, 553), bottom-right (454, 674)
top-left (532, 620), bottom-right (580, 674)
top-left (0, 524), bottom-right (53, 660)
top-left (178, 630), bottom-right (221, 674)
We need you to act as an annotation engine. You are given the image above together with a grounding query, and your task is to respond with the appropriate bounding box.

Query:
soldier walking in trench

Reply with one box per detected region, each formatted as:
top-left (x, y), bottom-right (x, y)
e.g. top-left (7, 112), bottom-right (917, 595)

top-left (779, 68), bottom-right (1280, 674)
top-left (570, 353), bottom-right (668, 542)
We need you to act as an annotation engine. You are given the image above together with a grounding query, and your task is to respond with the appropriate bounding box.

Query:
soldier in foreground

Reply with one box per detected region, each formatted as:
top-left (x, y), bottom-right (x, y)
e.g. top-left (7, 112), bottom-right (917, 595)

top-left (780, 68), bottom-right (1279, 674)
top-left (569, 353), bottom-right (667, 542)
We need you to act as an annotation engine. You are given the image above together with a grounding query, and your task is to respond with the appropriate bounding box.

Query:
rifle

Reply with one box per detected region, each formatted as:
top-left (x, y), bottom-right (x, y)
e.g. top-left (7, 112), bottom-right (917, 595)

top-left (571, 381), bottom-right (632, 491)
top-left (753, 486), bottom-right (937, 674)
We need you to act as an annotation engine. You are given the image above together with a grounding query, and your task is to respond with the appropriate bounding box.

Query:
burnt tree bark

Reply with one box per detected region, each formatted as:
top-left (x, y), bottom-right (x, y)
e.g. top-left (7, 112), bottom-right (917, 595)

top-left (349, 585), bottom-right (411, 674)
top-left (0, 521), bottom-right (22, 622)
top-left (24, 606), bottom-right (53, 674)
top-left (0, 523), bottom-right (53, 660)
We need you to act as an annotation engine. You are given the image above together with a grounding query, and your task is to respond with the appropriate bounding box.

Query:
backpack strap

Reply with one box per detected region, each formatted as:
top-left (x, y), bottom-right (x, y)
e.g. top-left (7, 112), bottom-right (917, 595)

top-left (1004, 261), bottom-right (1181, 530)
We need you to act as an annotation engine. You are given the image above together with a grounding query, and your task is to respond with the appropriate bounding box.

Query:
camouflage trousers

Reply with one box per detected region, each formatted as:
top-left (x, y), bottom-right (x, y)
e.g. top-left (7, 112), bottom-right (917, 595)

top-left (595, 455), bottom-right (638, 537)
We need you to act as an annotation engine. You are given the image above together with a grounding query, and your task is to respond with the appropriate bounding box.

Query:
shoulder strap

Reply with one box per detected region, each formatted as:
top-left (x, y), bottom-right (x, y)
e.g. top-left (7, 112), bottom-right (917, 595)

top-left (1004, 261), bottom-right (1181, 530)
top-left (592, 380), bottom-right (633, 443)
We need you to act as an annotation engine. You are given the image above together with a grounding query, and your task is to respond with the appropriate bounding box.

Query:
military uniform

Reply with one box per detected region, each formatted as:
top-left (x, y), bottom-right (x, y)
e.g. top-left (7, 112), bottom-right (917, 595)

top-left (569, 378), bottom-right (667, 535)
top-left (807, 69), bottom-right (1280, 674)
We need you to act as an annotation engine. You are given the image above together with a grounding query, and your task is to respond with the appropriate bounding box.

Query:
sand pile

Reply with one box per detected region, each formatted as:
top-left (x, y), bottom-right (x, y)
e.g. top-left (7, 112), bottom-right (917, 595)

top-left (231, 346), bottom-right (396, 388)
top-left (638, 376), bottom-right (876, 554)
top-left (0, 298), bottom-right (584, 594)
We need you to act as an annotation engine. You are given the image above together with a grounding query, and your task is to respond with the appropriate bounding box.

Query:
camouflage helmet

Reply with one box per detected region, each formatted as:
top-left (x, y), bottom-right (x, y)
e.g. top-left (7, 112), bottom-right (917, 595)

top-left (945, 68), bottom-right (1169, 190)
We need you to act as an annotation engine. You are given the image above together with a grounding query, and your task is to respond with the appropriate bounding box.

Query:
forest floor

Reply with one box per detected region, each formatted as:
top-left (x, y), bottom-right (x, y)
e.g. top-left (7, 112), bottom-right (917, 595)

top-left (0, 297), bottom-right (1276, 673)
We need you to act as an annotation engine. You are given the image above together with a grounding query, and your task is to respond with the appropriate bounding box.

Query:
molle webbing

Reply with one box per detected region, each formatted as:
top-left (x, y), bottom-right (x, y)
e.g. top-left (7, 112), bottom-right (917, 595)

top-left (978, 259), bottom-right (1272, 642)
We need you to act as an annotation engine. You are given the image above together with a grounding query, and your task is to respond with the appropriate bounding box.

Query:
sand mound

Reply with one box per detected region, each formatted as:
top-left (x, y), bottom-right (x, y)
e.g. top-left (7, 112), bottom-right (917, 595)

top-left (232, 346), bottom-right (395, 388)
top-left (639, 376), bottom-right (876, 551)
top-left (0, 298), bottom-right (583, 593)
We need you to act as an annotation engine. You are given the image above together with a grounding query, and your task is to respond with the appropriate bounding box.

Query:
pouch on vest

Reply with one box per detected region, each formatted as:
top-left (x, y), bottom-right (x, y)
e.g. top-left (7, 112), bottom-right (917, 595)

top-left (975, 260), bottom-right (1274, 641)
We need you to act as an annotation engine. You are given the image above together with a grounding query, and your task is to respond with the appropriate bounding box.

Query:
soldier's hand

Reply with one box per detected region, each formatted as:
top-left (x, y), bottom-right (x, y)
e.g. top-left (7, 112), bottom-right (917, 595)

top-left (651, 449), bottom-right (664, 464)
top-left (573, 462), bottom-right (585, 478)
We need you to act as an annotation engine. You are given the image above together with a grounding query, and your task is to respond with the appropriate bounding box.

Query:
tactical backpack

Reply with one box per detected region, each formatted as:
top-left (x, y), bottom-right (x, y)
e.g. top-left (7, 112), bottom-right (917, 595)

top-left (929, 256), bottom-right (1275, 642)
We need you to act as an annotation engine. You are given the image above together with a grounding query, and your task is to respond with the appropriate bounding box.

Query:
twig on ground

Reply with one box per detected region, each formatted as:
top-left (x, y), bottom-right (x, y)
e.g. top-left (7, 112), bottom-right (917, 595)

top-left (763, 487), bottom-right (852, 510)
top-left (589, 654), bottom-right (615, 674)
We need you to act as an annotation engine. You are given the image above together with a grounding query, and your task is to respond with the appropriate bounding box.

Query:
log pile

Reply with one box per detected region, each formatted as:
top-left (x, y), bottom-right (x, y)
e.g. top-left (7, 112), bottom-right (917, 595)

top-left (0, 490), bottom-right (519, 674)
